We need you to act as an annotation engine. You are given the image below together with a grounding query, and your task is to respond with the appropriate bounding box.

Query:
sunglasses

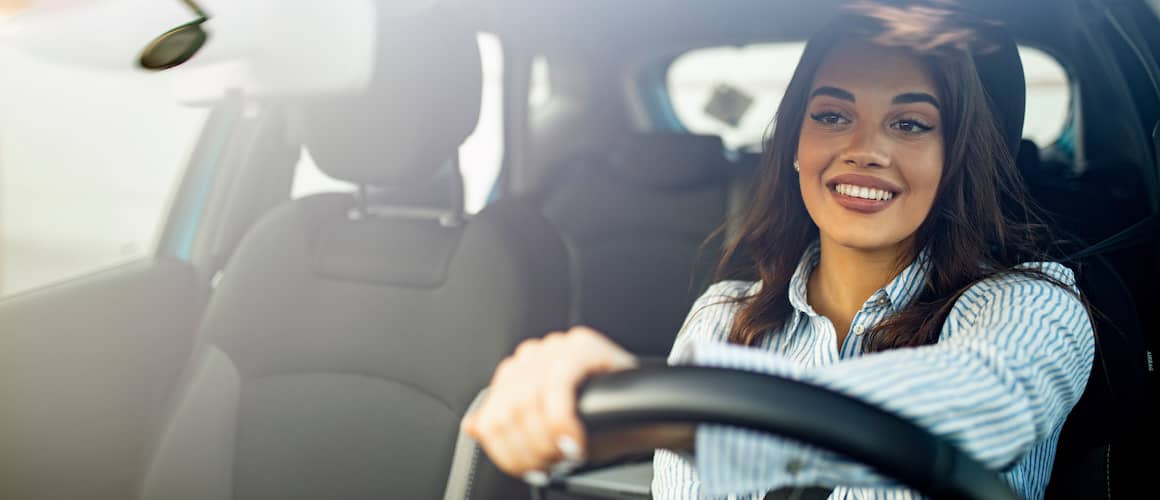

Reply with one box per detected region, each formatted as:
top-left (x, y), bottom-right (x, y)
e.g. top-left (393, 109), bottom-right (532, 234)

top-left (138, 0), bottom-right (209, 71)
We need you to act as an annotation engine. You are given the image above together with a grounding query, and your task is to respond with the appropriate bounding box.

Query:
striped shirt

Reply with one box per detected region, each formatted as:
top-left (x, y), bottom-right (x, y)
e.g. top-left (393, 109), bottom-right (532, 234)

top-left (652, 242), bottom-right (1094, 499)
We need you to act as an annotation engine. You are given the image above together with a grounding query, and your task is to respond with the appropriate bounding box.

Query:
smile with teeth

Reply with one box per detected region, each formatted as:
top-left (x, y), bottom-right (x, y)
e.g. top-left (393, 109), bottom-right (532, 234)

top-left (834, 184), bottom-right (895, 201)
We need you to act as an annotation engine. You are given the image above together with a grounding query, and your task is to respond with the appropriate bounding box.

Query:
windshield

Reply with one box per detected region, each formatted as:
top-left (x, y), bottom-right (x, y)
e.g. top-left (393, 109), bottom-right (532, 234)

top-left (0, 39), bottom-right (208, 296)
top-left (0, 0), bottom-right (505, 297)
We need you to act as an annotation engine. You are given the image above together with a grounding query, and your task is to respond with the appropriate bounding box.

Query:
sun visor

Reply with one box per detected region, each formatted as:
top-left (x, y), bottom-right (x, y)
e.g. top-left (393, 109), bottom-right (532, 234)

top-left (0, 0), bottom-right (445, 104)
top-left (163, 0), bottom-right (379, 104)
top-left (0, 0), bottom-right (194, 68)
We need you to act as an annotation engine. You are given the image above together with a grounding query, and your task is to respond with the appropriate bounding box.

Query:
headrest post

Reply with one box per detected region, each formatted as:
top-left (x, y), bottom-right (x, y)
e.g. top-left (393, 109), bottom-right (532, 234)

top-left (442, 154), bottom-right (467, 228)
top-left (354, 184), bottom-right (370, 220)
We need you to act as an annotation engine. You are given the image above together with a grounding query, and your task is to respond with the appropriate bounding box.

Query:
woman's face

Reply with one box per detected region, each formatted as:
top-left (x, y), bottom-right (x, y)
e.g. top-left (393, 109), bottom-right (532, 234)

top-left (796, 41), bottom-right (944, 255)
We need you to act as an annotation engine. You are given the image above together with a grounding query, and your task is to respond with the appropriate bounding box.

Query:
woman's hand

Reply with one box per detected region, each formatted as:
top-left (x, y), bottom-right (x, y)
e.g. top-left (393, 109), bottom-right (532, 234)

top-left (461, 326), bottom-right (639, 484)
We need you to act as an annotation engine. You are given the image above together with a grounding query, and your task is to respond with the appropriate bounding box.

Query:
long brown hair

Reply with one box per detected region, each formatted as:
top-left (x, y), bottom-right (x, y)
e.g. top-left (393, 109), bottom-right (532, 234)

top-left (718, 11), bottom-right (1075, 350)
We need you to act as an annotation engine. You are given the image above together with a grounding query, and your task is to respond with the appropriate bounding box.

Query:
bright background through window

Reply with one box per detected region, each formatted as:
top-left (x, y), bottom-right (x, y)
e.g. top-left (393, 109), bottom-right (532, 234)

top-left (667, 43), bottom-right (1071, 150)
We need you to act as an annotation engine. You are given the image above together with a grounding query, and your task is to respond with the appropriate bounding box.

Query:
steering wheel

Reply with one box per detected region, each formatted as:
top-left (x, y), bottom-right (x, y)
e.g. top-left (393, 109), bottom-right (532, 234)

top-left (542, 366), bottom-right (1019, 500)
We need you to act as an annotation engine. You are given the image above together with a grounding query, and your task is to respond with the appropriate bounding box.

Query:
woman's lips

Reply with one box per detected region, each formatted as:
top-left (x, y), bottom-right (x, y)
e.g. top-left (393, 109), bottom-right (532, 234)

top-left (826, 174), bottom-right (903, 214)
top-left (831, 188), bottom-right (896, 213)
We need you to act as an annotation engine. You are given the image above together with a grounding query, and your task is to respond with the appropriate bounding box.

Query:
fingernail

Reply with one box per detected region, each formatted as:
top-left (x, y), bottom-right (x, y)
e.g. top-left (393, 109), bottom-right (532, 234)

top-left (523, 470), bottom-right (549, 487)
top-left (557, 436), bottom-right (582, 462)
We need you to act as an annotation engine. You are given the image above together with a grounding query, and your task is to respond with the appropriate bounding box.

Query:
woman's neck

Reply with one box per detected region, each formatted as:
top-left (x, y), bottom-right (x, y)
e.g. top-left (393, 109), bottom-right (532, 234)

top-left (807, 237), bottom-right (912, 342)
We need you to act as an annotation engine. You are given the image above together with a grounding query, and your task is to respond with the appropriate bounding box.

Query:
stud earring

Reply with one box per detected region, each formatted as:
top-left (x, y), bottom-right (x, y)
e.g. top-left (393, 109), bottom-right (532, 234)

top-left (793, 160), bottom-right (800, 172)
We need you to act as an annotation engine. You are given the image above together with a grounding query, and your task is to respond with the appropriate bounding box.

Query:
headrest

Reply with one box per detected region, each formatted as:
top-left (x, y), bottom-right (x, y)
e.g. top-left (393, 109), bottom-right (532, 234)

top-left (602, 133), bottom-right (728, 189)
top-left (972, 26), bottom-right (1026, 156)
top-left (301, 8), bottom-right (482, 187)
top-left (1016, 139), bottom-right (1041, 175)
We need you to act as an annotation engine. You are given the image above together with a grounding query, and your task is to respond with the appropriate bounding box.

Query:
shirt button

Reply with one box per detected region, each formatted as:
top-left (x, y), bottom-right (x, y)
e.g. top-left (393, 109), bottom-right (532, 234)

top-left (876, 296), bottom-right (890, 307)
top-left (786, 458), bottom-right (805, 475)
top-left (853, 324), bottom-right (866, 335)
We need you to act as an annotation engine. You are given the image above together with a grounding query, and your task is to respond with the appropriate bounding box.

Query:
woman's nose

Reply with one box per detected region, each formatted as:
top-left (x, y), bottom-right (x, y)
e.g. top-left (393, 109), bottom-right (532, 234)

top-left (841, 151), bottom-right (890, 169)
top-left (839, 129), bottom-right (891, 169)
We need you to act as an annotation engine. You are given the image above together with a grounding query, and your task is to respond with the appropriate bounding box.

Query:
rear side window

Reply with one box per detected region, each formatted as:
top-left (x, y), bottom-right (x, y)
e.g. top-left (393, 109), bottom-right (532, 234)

top-left (1020, 47), bottom-right (1070, 145)
top-left (666, 43), bottom-right (1071, 150)
top-left (667, 43), bottom-right (805, 151)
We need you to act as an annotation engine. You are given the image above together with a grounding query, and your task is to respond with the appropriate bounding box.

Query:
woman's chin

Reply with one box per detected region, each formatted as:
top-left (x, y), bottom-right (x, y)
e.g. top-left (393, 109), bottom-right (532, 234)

top-left (825, 230), bottom-right (913, 256)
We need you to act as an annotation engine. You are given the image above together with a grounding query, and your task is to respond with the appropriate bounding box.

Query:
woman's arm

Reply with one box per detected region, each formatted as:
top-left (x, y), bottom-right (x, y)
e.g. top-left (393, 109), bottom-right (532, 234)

top-left (462, 282), bottom-right (749, 484)
top-left (683, 264), bottom-right (1094, 497)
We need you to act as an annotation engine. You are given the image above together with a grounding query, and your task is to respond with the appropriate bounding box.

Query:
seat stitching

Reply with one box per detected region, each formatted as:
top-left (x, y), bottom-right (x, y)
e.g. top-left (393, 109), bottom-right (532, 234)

top-left (465, 444), bottom-right (480, 500)
top-left (251, 370), bottom-right (458, 415)
top-left (1105, 443), bottom-right (1111, 500)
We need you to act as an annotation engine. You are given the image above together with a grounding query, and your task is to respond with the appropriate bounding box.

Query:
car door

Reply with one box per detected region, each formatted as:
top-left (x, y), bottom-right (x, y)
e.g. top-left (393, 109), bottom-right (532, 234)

top-left (0, 43), bottom-right (250, 499)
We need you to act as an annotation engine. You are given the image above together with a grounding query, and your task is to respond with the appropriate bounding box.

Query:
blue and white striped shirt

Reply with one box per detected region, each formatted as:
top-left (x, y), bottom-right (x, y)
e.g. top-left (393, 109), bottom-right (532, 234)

top-left (652, 242), bottom-right (1094, 499)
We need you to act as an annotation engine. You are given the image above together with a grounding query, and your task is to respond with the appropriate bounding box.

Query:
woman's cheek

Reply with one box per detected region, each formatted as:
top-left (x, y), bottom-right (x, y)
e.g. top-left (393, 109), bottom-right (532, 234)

top-left (906, 160), bottom-right (944, 226)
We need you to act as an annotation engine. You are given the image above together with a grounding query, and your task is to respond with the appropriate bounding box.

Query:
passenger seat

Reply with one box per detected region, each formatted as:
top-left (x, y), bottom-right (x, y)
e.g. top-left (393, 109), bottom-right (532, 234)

top-left (536, 133), bottom-right (739, 357)
top-left (139, 11), bottom-right (569, 500)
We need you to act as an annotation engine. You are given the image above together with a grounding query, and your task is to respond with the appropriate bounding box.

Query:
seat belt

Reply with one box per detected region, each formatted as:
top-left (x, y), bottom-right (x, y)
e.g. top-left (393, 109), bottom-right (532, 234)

top-left (1065, 214), bottom-right (1159, 262)
top-left (443, 389), bottom-right (488, 500)
top-left (1067, 120), bottom-right (1160, 262)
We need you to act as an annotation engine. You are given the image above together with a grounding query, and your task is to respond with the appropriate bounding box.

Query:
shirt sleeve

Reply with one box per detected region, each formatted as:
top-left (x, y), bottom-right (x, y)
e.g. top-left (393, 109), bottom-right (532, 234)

top-left (652, 281), bottom-right (769, 500)
top-left (681, 264), bottom-right (1095, 497)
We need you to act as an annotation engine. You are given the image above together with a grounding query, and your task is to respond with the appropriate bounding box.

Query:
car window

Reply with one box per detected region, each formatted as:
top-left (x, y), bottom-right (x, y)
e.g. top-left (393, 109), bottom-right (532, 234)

top-left (666, 42), bottom-right (1071, 150)
top-left (293, 33), bottom-right (505, 215)
top-left (1020, 47), bottom-right (1070, 145)
top-left (0, 46), bottom-right (208, 298)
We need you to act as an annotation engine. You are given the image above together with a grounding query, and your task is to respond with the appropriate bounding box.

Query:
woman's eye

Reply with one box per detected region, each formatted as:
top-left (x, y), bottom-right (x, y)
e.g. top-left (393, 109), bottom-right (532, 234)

top-left (810, 112), bottom-right (849, 126)
top-left (892, 119), bottom-right (934, 134)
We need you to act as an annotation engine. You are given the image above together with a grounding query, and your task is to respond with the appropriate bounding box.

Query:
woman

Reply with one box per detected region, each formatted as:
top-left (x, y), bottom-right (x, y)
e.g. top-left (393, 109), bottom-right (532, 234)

top-left (462, 4), bottom-right (1094, 499)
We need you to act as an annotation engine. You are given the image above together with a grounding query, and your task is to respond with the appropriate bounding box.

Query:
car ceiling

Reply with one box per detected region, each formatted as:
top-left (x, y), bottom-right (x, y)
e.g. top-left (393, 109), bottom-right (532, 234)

top-left (459, 0), bottom-right (1080, 56)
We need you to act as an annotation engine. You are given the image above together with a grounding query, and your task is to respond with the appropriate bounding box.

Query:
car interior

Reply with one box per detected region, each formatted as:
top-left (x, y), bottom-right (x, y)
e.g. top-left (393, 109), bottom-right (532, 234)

top-left (0, 0), bottom-right (1157, 499)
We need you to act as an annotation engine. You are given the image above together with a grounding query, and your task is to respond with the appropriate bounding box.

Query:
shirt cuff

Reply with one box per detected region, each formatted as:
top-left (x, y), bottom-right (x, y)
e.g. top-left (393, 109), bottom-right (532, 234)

top-left (677, 340), bottom-right (815, 496)
top-left (695, 424), bottom-right (825, 497)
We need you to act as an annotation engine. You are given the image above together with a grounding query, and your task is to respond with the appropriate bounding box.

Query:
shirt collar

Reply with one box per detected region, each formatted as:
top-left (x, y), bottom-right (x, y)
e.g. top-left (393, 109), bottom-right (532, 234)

top-left (881, 246), bottom-right (931, 311)
top-left (786, 240), bottom-right (930, 316)
top-left (787, 241), bottom-right (822, 317)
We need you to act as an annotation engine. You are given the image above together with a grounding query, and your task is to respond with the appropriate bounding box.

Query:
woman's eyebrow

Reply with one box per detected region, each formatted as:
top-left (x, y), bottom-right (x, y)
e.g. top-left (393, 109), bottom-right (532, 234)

top-left (809, 86), bottom-right (855, 102)
top-left (893, 92), bottom-right (940, 108)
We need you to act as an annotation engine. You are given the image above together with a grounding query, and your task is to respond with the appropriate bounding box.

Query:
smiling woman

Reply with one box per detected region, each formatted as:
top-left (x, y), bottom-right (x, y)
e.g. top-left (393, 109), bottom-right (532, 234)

top-left (464, 5), bottom-right (1095, 499)
top-left (795, 43), bottom-right (946, 271)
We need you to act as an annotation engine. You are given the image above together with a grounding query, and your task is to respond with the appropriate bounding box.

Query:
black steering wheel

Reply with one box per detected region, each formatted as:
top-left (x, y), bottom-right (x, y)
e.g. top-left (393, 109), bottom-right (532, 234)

top-left (545, 366), bottom-right (1019, 500)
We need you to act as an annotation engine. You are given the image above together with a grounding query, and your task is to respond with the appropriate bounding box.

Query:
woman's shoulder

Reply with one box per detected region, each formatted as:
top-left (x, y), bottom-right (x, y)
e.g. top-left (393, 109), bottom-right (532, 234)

top-left (668, 281), bottom-right (761, 362)
top-left (680, 281), bottom-right (759, 329)
top-left (971, 261), bottom-right (1077, 293)
top-left (698, 280), bottom-right (762, 303)
top-left (952, 261), bottom-right (1084, 324)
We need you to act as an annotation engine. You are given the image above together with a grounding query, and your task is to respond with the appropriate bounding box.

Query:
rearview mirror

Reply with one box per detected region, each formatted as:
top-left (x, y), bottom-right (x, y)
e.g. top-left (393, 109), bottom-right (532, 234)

top-left (138, 0), bottom-right (209, 71)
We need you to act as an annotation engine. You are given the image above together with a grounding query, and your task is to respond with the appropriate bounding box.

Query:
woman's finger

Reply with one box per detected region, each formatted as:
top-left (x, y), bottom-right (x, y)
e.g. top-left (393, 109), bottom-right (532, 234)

top-left (477, 425), bottom-right (525, 477)
top-left (482, 405), bottom-right (557, 478)
top-left (511, 392), bottom-right (564, 472)
top-left (472, 360), bottom-right (555, 475)
top-left (470, 328), bottom-right (639, 480)
top-left (541, 361), bottom-right (588, 465)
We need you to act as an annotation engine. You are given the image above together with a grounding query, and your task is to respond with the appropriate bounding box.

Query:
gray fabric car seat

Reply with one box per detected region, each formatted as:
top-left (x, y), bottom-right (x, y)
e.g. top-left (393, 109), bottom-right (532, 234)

top-left (537, 133), bottom-right (735, 357)
top-left (139, 10), bottom-right (569, 500)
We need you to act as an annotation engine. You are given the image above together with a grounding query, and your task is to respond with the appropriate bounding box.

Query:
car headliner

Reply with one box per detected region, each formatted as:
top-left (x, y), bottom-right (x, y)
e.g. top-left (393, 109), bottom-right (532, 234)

top-left (463, 0), bottom-right (1077, 56)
